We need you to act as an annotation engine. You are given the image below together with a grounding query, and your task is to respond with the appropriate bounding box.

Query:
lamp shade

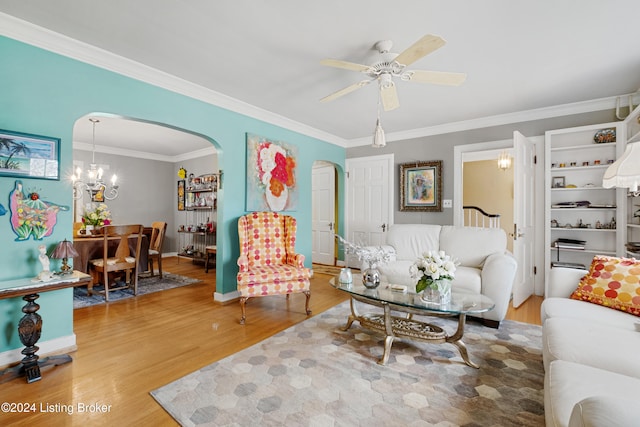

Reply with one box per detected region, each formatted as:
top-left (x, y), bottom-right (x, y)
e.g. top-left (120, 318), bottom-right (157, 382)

top-left (603, 141), bottom-right (640, 192)
top-left (51, 239), bottom-right (79, 259)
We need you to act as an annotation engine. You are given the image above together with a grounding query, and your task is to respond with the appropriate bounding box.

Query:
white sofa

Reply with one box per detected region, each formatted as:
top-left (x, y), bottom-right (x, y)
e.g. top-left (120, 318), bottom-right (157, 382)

top-left (365, 224), bottom-right (517, 327)
top-left (542, 267), bottom-right (640, 427)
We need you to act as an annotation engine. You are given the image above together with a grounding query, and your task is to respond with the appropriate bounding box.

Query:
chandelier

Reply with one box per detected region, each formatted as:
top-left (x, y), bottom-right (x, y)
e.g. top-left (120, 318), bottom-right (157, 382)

top-left (72, 118), bottom-right (119, 201)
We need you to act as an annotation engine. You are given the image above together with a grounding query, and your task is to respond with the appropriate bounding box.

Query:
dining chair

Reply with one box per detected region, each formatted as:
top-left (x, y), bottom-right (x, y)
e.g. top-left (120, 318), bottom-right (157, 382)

top-left (88, 224), bottom-right (144, 301)
top-left (148, 221), bottom-right (167, 278)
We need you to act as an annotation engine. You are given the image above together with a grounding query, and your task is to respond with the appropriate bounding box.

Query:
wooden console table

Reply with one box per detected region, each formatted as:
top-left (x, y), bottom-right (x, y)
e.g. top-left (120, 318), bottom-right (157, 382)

top-left (0, 271), bottom-right (91, 384)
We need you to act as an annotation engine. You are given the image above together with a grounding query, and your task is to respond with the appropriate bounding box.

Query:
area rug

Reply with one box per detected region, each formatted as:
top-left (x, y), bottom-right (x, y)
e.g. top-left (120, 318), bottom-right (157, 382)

top-left (73, 272), bottom-right (201, 308)
top-left (151, 301), bottom-right (544, 426)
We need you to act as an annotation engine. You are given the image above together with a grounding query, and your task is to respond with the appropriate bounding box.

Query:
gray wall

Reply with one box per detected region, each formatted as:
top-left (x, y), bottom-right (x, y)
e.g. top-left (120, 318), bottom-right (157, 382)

top-left (347, 109), bottom-right (618, 225)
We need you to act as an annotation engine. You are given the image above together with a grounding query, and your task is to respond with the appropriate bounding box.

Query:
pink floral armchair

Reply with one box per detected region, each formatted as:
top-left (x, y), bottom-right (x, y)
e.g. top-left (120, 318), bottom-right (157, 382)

top-left (236, 212), bottom-right (311, 324)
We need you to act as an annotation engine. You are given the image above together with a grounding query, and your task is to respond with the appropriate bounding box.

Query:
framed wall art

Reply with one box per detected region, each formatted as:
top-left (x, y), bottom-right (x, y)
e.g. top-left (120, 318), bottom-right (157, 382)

top-left (177, 180), bottom-right (185, 211)
top-left (0, 129), bottom-right (60, 180)
top-left (400, 160), bottom-right (442, 212)
top-left (246, 133), bottom-right (298, 212)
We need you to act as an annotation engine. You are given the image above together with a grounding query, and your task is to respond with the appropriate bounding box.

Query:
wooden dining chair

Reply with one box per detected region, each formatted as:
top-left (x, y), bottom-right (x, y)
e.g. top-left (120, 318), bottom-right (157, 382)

top-left (148, 221), bottom-right (167, 278)
top-left (88, 224), bottom-right (144, 301)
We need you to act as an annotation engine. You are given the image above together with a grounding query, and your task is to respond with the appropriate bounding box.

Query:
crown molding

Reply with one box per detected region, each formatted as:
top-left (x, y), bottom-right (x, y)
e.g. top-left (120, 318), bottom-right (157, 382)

top-left (347, 94), bottom-right (639, 147)
top-left (0, 13), bottom-right (348, 148)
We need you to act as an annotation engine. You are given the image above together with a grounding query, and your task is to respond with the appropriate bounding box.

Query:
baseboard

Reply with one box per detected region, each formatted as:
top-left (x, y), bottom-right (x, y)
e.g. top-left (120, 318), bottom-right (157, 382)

top-left (0, 334), bottom-right (77, 369)
top-left (213, 290), bottom-right (240, 305)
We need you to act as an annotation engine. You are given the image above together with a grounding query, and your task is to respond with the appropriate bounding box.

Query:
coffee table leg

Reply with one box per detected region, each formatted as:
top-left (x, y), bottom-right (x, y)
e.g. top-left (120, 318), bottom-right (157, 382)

top-left (378, 304), bottom-right (395, 365)
top-left (446, 314), bottom-right (479, 369)
top-left (340, 298), bottom-right (359, 331)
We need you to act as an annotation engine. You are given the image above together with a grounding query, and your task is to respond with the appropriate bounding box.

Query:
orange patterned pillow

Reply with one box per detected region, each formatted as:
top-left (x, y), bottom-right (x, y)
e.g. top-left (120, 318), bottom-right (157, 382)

top-left (570, 255), bottom-right (640, 316)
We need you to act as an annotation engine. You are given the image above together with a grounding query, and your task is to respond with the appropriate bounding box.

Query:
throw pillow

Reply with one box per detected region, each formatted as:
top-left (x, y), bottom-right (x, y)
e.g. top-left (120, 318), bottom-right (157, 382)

top-left (570, 255), bottom-right (640, 316)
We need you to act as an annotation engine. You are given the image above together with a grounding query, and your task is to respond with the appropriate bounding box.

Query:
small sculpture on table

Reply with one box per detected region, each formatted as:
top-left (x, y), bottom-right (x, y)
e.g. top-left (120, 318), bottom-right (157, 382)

top-left (34, 245), bottom-right (54, 282)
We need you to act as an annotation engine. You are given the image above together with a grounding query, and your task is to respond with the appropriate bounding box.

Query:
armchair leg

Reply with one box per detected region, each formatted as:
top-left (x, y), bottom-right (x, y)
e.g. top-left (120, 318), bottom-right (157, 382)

top-left (304, 291), bottom-right (311, 316)
top-left (239, 297), bottom-right (248, 325)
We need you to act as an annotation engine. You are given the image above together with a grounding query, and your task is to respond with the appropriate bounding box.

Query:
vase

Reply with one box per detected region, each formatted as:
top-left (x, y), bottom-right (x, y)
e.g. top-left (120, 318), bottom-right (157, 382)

top-left (420, 279), bottom-right (452, 305)
top-left (362, 265), bottom-right (381, 289)
top-left (84, 225), bottom-right (94, 234)
top-left (338, 267), bottom-right (353, 286)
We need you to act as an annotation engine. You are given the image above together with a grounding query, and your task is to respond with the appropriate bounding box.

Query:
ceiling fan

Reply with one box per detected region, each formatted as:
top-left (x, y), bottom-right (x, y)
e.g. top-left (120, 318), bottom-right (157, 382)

top-left (320, 34), bottom-right (466, 111)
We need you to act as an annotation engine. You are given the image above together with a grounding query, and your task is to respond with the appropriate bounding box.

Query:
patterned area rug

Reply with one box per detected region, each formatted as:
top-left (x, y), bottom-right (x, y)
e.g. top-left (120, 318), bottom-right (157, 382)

top-left (73, 272), bottom-right (201, 308)
top-left (151, 301), bottom-right (544, 426)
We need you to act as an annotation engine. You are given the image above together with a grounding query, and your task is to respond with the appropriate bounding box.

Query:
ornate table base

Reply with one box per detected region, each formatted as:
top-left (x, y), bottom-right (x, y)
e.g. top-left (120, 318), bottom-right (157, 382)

top-left (341, 296), bottom-right (478, 368)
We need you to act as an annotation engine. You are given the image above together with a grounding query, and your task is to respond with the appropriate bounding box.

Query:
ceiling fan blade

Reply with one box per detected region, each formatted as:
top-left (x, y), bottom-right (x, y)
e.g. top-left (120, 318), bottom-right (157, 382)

top-left (380, 83), bottom-right (400, 111)
top-left (320, 79), bottom-right (373, 103)
top-left (320, 58), bottom-right (370, 72)
top-left (404, 70), bottom-right (467, 86)
top-left (393, 34), bottom-right (446, 67)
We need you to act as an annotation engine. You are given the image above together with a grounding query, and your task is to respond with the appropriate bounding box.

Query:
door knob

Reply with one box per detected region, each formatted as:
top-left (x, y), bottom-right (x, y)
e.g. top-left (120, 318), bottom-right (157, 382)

top-left (381, 223), bottom-right (387, 232)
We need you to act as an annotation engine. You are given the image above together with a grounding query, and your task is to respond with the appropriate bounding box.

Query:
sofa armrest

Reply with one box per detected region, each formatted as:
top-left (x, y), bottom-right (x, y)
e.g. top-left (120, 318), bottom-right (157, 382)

top-left (480, 251), bottom-right (518, 322)
top-left (548, 267), bottom-right (588, 298)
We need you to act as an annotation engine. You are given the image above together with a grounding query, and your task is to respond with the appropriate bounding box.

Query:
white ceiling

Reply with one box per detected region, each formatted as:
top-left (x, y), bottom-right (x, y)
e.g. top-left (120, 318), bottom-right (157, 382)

top-left (1, 1), bottom-right (640, 157)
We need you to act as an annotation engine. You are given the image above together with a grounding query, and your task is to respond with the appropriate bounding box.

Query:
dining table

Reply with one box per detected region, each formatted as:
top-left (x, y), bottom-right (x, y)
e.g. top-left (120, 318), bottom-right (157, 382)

top-left (72, 233), bottom-right (149, 274)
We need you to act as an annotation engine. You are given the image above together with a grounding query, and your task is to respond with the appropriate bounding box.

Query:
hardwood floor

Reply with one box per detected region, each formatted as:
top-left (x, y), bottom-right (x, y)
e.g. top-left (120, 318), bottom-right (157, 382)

top-left (0, 257), bottom-right (542, 426)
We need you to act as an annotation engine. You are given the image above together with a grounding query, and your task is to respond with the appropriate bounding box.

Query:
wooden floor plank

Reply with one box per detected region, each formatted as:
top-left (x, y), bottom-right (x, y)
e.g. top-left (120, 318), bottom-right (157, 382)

top-left (0, 257), bottom-right (541, 425)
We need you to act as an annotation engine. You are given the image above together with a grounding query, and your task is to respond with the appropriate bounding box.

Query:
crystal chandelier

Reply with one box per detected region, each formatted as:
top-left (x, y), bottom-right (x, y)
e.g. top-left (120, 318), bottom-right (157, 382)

top-left (72, 118), bottom-right (119, 200)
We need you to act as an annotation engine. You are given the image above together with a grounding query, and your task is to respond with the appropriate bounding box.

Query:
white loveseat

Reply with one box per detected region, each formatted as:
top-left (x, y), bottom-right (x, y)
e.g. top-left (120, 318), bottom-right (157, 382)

top-left (542, 267), bottom-right (640, 427)
top-left (365, 224), bottom-right (517, 327)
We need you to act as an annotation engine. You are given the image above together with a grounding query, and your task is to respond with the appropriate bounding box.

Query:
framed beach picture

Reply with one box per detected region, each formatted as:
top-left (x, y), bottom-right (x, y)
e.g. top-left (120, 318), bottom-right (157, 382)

top-left (400, 160), bottom-right (442, 212)
top-left (0, 129), bottom-right (60, 180)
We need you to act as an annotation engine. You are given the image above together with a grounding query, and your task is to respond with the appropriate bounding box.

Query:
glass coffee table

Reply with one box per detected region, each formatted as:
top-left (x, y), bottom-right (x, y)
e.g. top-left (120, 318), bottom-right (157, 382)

top-left (330, 274), bottom-right (495, 367)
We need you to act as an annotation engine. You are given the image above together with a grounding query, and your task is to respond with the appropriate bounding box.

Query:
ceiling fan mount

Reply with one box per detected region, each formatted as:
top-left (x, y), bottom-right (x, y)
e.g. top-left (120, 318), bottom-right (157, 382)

top-left (320, 34), bottom-right (466, 111)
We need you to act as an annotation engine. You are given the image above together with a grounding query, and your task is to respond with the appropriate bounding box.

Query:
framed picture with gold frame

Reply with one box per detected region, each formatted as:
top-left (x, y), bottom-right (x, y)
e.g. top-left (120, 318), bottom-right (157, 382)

top-left (177, 180), bottom-right (185, 211)
top-left (400, 160), bottom-right (442, 212)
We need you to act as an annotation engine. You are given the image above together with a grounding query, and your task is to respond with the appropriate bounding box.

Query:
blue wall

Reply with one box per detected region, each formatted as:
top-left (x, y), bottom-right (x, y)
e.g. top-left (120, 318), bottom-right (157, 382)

top-left (0, 36), bottom-right (345, 353)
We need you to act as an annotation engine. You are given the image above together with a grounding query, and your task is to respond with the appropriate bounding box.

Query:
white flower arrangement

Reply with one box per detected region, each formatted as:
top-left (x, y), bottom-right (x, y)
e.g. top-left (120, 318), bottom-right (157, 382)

top-left (410, 250), bottom-right (458, 294)
top-left (335, 234), bottom-right (392, 268)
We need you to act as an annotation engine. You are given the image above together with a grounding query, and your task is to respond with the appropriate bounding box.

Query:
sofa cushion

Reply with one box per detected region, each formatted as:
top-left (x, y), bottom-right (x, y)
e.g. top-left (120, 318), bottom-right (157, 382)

top-left (570, 255), bottom-right (640, 317)
top-left (541, 297), bottom-right (639, 331)
top-left (379, 260), bottom-right (415, 287)
top-left (386, 224), bottom-right (441, 261)
top-left (542, 316), bottom-right (640, 378)
top-left (439, 226), bottom-right (507, 268)
top-left (545, 360), bottom-right (640, 427)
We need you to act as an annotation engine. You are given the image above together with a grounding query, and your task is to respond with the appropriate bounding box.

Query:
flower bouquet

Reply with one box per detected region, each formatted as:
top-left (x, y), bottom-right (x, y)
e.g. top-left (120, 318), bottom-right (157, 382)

top-left (335, 235), bottom-right (393, 289)
top-left (410, 250), bottom-right (458, 304)
top-left (82, 203), bottom-right (112, 231)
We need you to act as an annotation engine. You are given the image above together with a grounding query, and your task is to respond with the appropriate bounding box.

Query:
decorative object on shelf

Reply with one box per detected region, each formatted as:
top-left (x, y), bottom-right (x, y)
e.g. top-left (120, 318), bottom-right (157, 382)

top-left (593, 128), bottom-right (616, 144)
top-left (82, 203), bottom-right (111, 229)
top-left (0, 128), bottom-right (60, 180)
top-left (8, 180), bottom-right (68, 241)
top-left (246, 133), bottom-right (298, 212)
top-left (411, 250), bottom-right (458, 304)
top-left (400, 160), bottom-right (443, 212)
top-left (72, 118), bottom-right (119, 201)
top-left (603, 141), bottom-right (640, 196)
top-left (551, 176), bottom-right (565, 188)
top-left (497, 150), bottom-right (511, 171)
top-left (50, 239), bottom-right (79, 275)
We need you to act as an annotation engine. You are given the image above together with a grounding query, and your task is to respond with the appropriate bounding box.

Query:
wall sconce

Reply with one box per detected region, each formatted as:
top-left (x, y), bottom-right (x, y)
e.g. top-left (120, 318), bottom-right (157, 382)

top-left (497, 151), bottom-right (512, 171)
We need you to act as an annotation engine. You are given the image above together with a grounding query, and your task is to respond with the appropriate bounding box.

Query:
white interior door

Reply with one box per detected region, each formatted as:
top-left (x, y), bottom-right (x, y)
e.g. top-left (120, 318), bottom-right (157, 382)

top-left (312, 163), bottom-right (335, 265)
top-left (345, 154), bottom-right (394, 266)
top-left (512, 131), bottom-right (536, 307)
